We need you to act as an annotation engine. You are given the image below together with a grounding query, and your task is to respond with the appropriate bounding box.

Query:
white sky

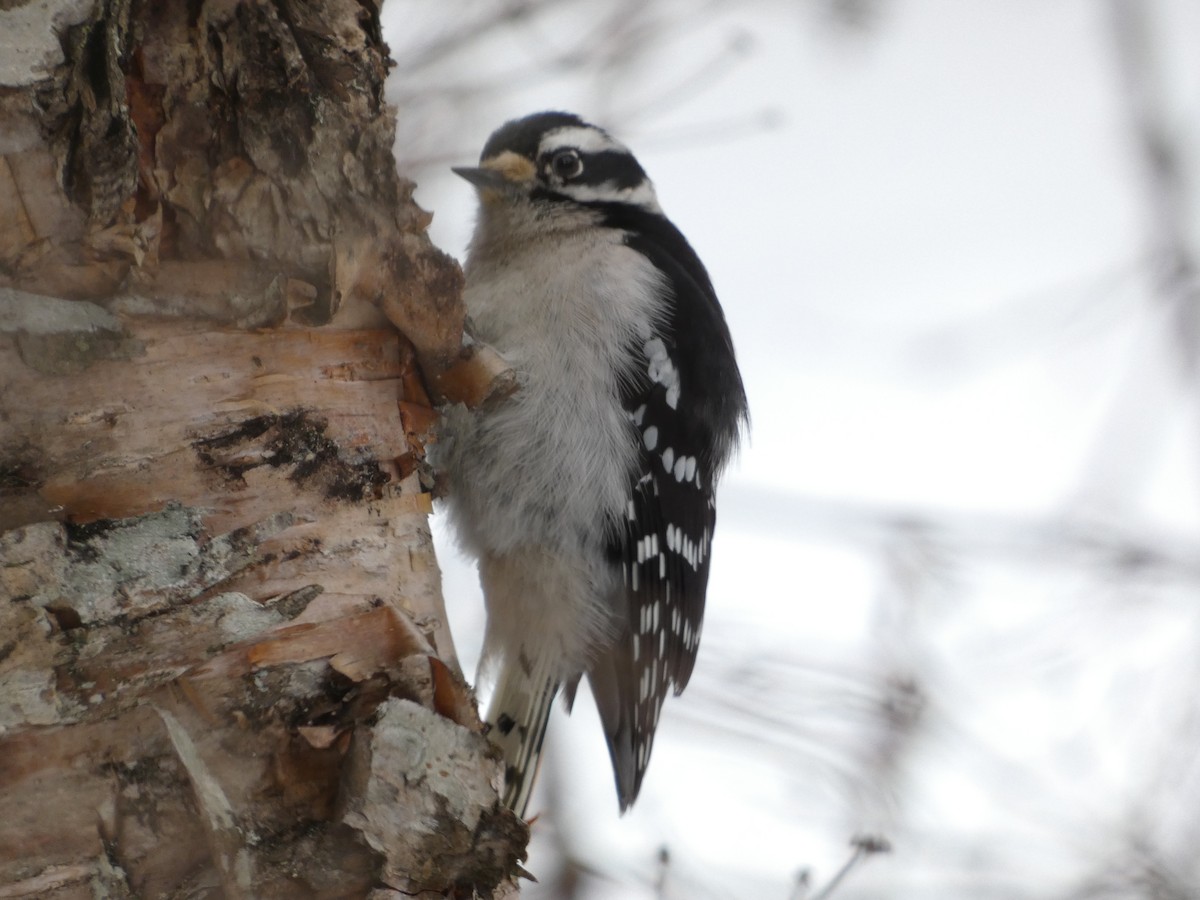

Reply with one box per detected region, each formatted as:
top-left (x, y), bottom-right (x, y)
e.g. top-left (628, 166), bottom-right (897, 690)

top-left (386, 1), bottom-right (1200, 896)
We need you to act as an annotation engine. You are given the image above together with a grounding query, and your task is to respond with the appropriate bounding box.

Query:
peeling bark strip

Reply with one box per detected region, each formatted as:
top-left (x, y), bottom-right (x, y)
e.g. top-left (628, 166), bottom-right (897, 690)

top-left (0, 0), bottom-right (527, 896)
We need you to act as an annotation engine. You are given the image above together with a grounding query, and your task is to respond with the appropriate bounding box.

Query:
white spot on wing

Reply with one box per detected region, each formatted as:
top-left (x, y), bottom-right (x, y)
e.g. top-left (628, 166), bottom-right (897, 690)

top-left (644, 337), bottom-right (681, 407)
top-left (643, 425), bottom-right (658, 450)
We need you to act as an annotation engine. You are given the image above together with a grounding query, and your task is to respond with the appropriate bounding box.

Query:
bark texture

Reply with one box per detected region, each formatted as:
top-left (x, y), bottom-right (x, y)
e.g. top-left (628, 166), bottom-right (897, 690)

top-left (0, 1), bottom-right (525, 896)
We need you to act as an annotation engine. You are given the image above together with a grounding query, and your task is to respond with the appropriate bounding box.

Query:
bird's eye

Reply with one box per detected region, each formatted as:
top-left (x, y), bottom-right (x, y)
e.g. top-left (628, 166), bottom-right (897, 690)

top-left (550, 150), bottom-right (583, 180)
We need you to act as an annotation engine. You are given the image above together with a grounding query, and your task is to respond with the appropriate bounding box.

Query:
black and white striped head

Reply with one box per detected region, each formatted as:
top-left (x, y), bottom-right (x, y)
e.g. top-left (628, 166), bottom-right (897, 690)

top-left (453, 111), bottom-right (661, 213)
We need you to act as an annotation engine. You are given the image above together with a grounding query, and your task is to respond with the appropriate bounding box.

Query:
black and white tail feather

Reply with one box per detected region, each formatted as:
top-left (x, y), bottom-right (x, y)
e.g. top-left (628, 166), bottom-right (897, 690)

top-left (443, 111), bottom-right (747, 816)
top-left (486, 665), bottom-right (557, 814)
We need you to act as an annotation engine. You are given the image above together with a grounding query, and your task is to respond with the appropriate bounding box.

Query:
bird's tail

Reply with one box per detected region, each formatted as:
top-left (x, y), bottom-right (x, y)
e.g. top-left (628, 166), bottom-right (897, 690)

top-left (484, 661), bottom-right (559, 817)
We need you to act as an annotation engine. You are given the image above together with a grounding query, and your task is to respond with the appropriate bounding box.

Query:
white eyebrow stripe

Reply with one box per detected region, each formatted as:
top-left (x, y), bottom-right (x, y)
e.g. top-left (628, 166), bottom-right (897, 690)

top-left (562, 180), bottom-right (661, 212)
top-left (539, 126), bottom-right (625, 155)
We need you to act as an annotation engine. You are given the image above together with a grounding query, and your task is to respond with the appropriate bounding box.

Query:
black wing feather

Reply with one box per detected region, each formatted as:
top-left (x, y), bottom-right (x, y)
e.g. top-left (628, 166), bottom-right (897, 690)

top-left (587, 203), bottom-right (747, 809)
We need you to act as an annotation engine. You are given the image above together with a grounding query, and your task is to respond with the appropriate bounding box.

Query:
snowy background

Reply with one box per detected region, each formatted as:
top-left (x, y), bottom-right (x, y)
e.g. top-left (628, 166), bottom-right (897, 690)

top-left (382, 2), bottom-right (1200, 897)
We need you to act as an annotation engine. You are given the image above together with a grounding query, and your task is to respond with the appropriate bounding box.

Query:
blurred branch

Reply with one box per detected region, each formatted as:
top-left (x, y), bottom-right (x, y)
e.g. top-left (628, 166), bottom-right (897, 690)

top-left (903, 258), bottom-right (1146, 380)
top-left (624, 107), bottom-right (785, 152)
top-left (724, 485), bottom-right (1200, 585)
top-left (1109, 0), bottom-right (1200, 374)
top-left (818, 0), bottom-right (888, 34)
top-left (620, 27), bottom-right (756, 122)
top-left (388, 0), bottom-right (774, 179)
top-left (654, 845), bottom-right (670, 898)
top-left (1062, 840), bottom-right (1199, 900)
top-left (390, 1), bottom-right (565, 75)
top-left (789, 868), bottom-right (812, 900)
top-left (809, 836), bottom-right (891, 900)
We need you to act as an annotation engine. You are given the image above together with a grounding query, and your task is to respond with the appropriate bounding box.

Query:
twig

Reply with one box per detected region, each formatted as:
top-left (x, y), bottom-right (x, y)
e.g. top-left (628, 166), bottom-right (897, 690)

top-left (810, 835), bottom-right (891, 900)
top-left (788, 867), bottom-right (812, 900)
top-left (655, 845), bottom-right (671, 898)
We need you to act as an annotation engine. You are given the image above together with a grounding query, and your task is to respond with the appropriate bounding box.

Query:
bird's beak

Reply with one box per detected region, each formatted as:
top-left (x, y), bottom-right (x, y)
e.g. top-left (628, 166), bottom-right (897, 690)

top-left (452, 152), bottom-right (537, 200)
top-left (451, 166), bottom-right (512, 190)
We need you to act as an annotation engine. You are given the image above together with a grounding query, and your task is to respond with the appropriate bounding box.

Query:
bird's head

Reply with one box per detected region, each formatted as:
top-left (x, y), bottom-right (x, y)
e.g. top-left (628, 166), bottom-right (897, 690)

top-left (453, 111), bottom-right (662, 214)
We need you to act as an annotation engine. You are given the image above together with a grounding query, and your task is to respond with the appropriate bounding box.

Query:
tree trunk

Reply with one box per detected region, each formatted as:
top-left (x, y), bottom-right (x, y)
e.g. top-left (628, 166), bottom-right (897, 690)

top-left (0, 1), bottom-right (525, 897)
